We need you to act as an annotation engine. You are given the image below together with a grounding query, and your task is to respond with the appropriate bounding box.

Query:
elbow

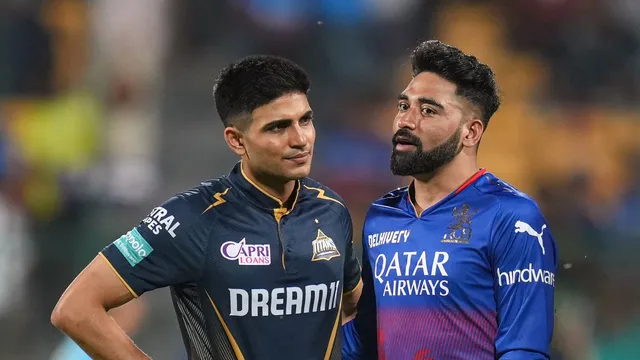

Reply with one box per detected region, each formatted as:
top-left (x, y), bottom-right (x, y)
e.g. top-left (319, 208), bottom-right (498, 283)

top-left (51, 295), bottom-right (88, 332)
top-left (50, 300), bottom-right (72, 331)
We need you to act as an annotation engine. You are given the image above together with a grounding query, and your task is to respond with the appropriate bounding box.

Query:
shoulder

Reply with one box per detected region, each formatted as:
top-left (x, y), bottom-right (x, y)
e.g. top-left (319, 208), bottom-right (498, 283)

top-left (301, 177), bottom-right (347, 209)
top-left (473, 173), bottom-right (548, 243)
top-left (473, 173), bottom-right (543, 219)
top-left (155, 177), bottom-right (231, 221)
top-left (369, 186), bottom-right (408, 211)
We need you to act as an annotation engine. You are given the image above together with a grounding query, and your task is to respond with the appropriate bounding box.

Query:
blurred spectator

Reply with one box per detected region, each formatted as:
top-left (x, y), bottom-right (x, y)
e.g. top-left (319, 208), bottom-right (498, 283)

top-left (0, 1), bottom-right (53, 96)
top-left (0, 0), bottom-right (638, 358)
top-left (608, 153), bottom-right (640, 239)
top-left (0, 129), bottom-right (32, 318)
top-left (91, 0), bottom-right (172, 205)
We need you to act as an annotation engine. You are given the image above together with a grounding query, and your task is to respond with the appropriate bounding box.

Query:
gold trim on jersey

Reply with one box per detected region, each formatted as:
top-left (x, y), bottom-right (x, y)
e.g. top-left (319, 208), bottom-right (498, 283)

top-left (240, 161), bottom-right (284, 206)
top-left (324, 298), bottom-right (342, 360)
top-left (303, 185), bottom-right (344, 207)
top-left (202, 187), bottom-right (231, 214)
top-left (239, 160), bottom-right (301, 222)
top-left (343, 276), bottom-right (363, 295)
top-left (273, 183), bottom-right (300, 223)
top-left (98, 252), bottom-right (138, 298)
top-left (240, 161), bottom-right (301, 271)
top-left (206, 290), bottom-right (245, 360)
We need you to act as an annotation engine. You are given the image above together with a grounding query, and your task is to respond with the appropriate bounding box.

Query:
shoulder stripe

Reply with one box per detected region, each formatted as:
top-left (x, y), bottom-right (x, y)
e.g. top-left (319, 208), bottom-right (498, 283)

top-left (202, 187), bottom-right (230, 214)
top-left (303, 185), bottom-right (344, 207)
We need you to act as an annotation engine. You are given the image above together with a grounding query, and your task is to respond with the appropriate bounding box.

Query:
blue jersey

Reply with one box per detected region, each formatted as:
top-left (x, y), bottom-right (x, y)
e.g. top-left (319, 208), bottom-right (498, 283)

top-left (343, 170), bottom-right (557, 360)
top-left (100, 162), bottom-right (361, 360)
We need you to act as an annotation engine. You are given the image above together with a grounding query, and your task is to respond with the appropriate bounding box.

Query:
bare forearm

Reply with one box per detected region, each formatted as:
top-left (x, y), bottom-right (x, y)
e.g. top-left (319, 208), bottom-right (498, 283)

top-left (342, 297), bottom-right (359, 325)
top-left (342, 283), bottom-right (363, 325)
top-left (55, 308), bottom-right (150, 360)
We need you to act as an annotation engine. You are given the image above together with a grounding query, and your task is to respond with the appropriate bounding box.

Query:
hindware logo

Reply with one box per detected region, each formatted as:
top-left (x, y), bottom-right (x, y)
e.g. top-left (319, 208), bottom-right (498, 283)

top-left (220, 238), bottom-right (271, 265)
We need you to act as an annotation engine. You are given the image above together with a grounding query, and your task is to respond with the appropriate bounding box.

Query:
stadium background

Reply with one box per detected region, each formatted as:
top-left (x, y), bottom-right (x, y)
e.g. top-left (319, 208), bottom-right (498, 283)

top-left (0, 0), bottom-right (639, 359)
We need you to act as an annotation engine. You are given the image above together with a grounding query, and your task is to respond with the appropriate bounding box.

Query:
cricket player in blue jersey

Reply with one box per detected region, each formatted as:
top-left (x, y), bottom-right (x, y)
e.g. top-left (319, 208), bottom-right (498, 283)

top-left (343, 40), bottom-right (558, 360)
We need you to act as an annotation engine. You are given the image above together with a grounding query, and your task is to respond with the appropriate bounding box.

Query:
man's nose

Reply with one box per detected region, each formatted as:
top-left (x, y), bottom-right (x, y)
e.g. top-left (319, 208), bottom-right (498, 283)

top-left (288, 124), bottom-right (307, 148)
top-left (396, 109), bottom-right (417, 130)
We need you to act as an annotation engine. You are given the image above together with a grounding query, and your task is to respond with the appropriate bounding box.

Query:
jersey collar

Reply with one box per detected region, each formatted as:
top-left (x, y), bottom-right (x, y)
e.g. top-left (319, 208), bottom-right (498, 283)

top-left (228, 161), bottom-right (301, 219)
top-left (404, 168), bottom-right (487, 217)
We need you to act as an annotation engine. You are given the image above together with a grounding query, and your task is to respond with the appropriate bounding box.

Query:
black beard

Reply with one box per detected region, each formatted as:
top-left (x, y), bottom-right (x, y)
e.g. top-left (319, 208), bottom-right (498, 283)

top-left (390, 127), bottom-right (462, 176)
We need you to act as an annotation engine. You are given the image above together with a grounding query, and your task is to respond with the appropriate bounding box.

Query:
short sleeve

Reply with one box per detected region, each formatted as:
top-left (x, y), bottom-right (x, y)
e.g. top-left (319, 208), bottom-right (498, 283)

top-left (492, 200), bottom-right (558, 359)
top-left (100, 194), bottom-right (209, 297)
top-left (342, 208), bottom-right (362, 293)
top-left (342, 225), bottom-right (378, 360)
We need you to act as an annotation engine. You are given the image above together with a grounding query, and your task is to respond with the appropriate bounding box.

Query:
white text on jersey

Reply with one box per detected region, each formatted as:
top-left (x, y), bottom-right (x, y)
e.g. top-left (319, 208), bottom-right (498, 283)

top-left (142, 206), bottom-right (181, 238)
top-left (374, 251), bottom-right (450, 297)
top-left (229, 281), bottom-right (341, 317)
top-left (497, 264), bottom-right (555, 287)
top-left (368, 230), bottom-right (411, 248)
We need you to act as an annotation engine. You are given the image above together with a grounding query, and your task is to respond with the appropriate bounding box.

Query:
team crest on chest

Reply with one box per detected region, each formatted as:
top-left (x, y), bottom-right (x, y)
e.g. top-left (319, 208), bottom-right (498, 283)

top-left (441, 204), bottom-right (478, 244)
top-left (311, 229), bottom-right (341, 261)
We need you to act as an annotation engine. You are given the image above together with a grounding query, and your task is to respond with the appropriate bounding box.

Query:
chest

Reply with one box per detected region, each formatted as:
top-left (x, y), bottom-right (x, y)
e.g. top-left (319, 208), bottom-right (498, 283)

top-left (364, 208), bottom-right (494, 298)
top-left (205, 202), bottom-right (347, 289)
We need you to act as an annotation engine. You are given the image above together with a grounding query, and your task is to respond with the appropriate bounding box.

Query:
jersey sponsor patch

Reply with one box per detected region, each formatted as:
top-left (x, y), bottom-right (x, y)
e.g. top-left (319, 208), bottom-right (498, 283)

top-left (220, 238), bottom-right (271, 265)
top-left (114, 228), bottom-right (154, 267)
top-left (228, 281), bottom-right (341, 317)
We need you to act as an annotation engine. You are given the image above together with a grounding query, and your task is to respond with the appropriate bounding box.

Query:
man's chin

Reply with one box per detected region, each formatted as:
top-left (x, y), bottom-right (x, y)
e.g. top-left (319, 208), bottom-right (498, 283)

top-left (390, 153), bottom-right (417, 176)
top-left (283, 163), bottom-right (312, 180)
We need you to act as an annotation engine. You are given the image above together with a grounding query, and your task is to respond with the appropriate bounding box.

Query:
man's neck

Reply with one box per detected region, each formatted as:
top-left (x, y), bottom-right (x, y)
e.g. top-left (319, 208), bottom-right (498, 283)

top-left (410, 157), bottom-right (479, 215)
top-left (241, 163), bottom-right (296, 206)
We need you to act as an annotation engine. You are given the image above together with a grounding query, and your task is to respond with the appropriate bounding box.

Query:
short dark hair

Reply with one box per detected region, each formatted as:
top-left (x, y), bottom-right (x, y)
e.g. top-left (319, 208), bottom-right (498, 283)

top-left (213, 55), bottom-right (310, 127)
top-left (411, 40), bottom-right (500, 127)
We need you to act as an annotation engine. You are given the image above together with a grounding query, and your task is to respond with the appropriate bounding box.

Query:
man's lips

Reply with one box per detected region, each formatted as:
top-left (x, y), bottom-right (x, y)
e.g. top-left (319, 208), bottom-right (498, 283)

top-left (285, 151), bottom-right (310, 160)
top-left (285, 152), bottom-right (311, 164)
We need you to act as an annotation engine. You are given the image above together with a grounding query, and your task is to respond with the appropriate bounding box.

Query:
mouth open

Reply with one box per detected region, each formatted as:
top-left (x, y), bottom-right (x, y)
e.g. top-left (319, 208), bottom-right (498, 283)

top-left (393, 136), bottom-right (419, 150)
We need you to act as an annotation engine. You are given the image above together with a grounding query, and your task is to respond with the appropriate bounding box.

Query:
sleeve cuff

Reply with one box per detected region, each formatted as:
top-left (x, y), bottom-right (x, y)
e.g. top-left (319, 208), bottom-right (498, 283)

top-left (344, 276), bottom-right (363, 295)
top-left (98, 252), bottom-right (139, 298)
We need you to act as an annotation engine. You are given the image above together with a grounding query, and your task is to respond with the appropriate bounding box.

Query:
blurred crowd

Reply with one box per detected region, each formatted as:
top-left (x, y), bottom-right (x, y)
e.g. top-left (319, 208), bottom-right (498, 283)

top-left (0, 0), bottom-right (638, 359)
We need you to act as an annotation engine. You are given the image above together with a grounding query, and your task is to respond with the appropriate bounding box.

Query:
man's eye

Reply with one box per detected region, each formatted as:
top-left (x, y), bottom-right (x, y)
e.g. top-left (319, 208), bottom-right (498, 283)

top-left (300, 117), bottom-right (313, 124)
top-left (398, 103), bottom-right (409, 111)
top-left (422, 107), bottom-right (436, 116)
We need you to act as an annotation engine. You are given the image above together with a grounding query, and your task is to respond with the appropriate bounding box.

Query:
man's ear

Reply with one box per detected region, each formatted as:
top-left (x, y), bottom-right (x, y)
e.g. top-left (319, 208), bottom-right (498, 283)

top-left (224, 126), bottom-right (246, 157)
top-left (461, 118), bottom-right (484, 148)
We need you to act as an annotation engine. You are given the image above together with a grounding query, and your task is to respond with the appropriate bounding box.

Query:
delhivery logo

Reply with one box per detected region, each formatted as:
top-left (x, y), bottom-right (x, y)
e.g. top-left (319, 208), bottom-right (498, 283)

top-left (514, 221), bottom-right (547, 255)
top-left (221, 238), bottom-right (271, 265)
top-left (114, 228), bottom-right (154, 267)
top-left (367, 230), bottom-right (411, 249)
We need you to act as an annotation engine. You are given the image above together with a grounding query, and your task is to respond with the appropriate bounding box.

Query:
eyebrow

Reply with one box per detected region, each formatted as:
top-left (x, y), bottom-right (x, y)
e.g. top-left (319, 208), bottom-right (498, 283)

top-left (262, 110), bottom-right (313, 131)
top-left (397, 94), bottom-right (445, 110)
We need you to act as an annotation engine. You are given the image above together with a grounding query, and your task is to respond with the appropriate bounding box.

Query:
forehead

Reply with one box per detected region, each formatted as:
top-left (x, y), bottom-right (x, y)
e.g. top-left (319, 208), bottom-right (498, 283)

top-left (402, 72), bottom-right (458, 100)
top-left (252, 93), bottom-right (310, 124)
